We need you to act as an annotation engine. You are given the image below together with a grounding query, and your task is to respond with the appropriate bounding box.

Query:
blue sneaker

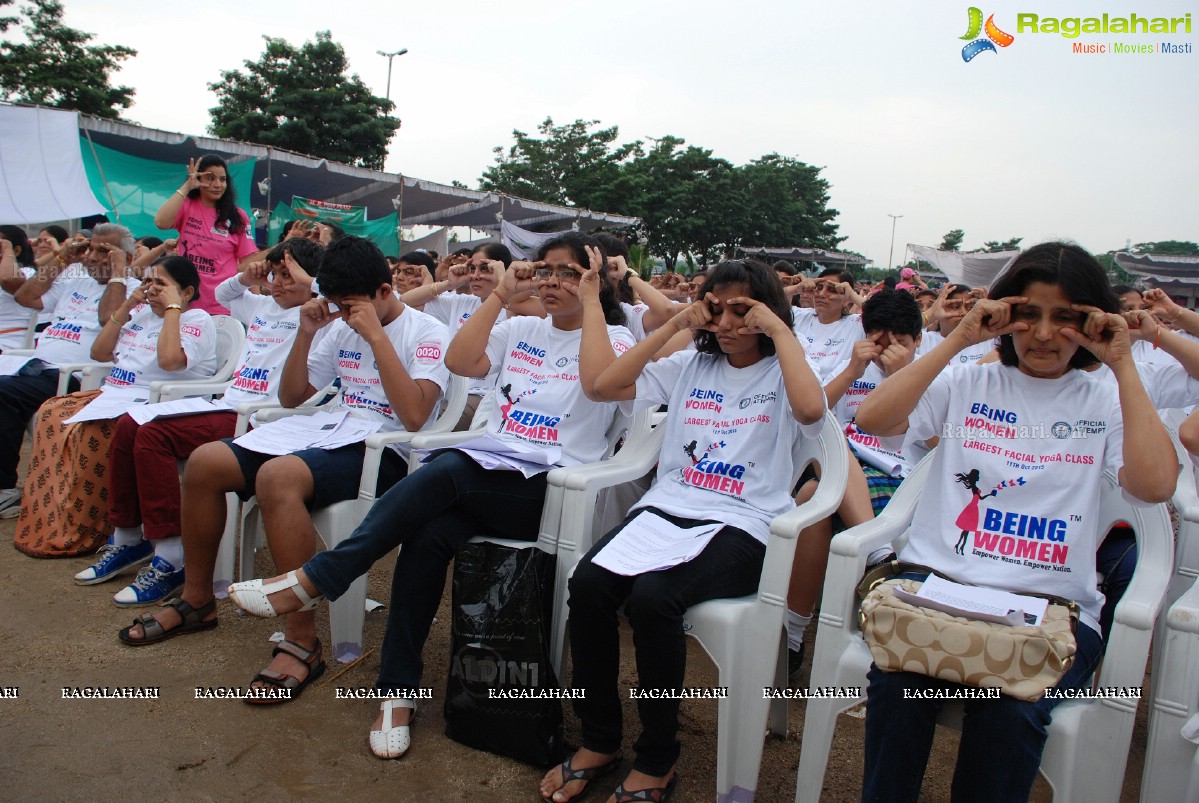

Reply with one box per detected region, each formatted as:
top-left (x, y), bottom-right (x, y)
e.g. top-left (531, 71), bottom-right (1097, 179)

top-left (74, 540), bottom-right (153, 585)
top-left (112, 556), bottom-right (185, 607)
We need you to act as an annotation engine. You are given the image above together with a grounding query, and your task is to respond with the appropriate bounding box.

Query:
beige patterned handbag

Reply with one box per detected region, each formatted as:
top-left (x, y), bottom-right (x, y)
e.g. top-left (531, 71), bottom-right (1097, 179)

top-left (857, 562), bottom-right (1078, 702)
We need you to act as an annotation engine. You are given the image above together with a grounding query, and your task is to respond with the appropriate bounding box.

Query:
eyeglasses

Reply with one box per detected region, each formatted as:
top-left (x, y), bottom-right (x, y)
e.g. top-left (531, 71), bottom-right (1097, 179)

top-left (534, 267), bottom-right (582, 283)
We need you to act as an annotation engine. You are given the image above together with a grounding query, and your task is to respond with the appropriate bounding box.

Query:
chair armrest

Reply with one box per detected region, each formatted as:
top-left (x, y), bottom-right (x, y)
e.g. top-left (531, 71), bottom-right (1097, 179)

top-left (55, 361), bottom-right (113, 393)
top-left (548, 426), bottom-right (666, 493)
top-left (4, 348), bottom-right (34, 357)
top-left (1167, 573), bottom-right (1199, 635)
top-left (408, 430), bottom-right (476, 453)
top-left (152, 379), bottom-right (232, 403)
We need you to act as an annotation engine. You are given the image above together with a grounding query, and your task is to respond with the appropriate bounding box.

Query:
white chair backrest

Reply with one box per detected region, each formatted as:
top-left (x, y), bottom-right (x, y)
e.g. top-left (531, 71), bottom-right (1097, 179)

top-left (209, 315), bottom-right (247, 383)
top-left (21, 308), bottom-right (38, 349)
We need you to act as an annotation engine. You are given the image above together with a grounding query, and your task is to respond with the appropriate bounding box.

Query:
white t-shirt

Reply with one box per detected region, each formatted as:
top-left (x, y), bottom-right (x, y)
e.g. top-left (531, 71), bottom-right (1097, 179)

top-left (916, 329), bottom-right (996, 365)
top-left (33, 275), bottom-right (135, 366)
top-left (0, 268), bottom-right (36, 351)
top-left (619, 302), bottom-right (650, 342)
top-left (899, 363), bottom-right (1133, 632)
top-left (1132, 332), bottom-right (1199, 366)
top-left (1092, 360), bottom-right (1199, 412)
top-left (826, 359), bottom-right (926, 477)
top-left (626, 350), bottom-right (825, 545)
top-left (307, 308), bottom-right (450, 449)
top-left (483, 316), bottom-right (635, 466)
top-left (105, 306), bottom-right (218, 388)
top-left (792, 308), bottom-right (865, 380)
top-left (214, 277), bottom-right (306, 406)
top-left (423, 293), bottom-right (504, 397)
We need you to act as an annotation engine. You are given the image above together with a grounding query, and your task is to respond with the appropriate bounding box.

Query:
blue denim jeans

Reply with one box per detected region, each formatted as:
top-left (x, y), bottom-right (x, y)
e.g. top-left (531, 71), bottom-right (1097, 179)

top-left (302, 450), bottom-right (548, 691)
top-left (0, 368), bottom-right (61, 487)
top-left (861, 621), bottom-right (1104, 803)
top-left (568, 508), bottom-right (767, 776)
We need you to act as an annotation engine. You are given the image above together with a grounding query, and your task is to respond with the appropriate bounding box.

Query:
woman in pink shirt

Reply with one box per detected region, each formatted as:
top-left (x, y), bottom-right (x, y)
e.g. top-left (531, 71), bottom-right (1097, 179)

top-left (154, 154), bottom-right (259, 314)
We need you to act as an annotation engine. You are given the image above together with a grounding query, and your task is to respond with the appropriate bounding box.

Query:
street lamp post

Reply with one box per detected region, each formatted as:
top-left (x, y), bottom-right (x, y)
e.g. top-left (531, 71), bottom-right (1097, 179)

top-left (376, 48), bottom-right (408, 101)
top-left (887, 213), bottom-right (904, 271)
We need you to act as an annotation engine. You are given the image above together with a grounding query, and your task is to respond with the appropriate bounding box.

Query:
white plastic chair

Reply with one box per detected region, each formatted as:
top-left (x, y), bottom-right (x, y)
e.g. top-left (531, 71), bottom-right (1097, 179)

top-left (545, 411), bottom-right (847, 800)
top-left (147, 315), bottom-right (245, 402)
top-left (794, 452), bottom-right (1174, 803)
top-left (238, 375), bottom-right (468, 662)
top-left (1141, 572), bottom-right (1199, 802)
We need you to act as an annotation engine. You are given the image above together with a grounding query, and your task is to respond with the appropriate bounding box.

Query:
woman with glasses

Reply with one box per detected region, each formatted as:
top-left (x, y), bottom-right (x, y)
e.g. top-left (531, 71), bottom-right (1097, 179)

top-left (154, 153), bottom-right (260, 316)
top-left (228, 232), bottom-right (633, 760)
top-left (793, 267), bottom-right (867, 381)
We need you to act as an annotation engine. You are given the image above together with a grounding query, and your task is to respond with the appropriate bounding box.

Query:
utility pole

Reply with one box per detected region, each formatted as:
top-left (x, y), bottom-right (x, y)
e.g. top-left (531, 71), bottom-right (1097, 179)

top-left (887, 213), bottom-right (904, 270)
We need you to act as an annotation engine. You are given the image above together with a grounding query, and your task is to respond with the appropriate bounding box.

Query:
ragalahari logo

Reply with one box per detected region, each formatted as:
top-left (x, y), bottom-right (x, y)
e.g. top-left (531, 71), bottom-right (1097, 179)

top-left (961, 7), bottom-right (1015, 61)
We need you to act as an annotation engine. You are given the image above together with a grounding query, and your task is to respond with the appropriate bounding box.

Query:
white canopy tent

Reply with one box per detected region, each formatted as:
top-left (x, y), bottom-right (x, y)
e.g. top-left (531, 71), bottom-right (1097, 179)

top-left (908, 244), bottom-right (1020, 288)
top-left (0, 105), bottom-right (105, 223)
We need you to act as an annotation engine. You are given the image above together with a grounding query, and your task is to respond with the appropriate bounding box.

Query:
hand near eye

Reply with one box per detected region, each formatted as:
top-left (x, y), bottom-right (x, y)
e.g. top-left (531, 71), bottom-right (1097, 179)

top-left (184, 158), bottom-right (201, 191)
top-left (447, 262), bottom-right (471, 289)
top-left (1063, 305), bottom-right (1132, 366)
top-left (240, 260), bottom-right (270, 288)
top-left (848, 333), bottom-right (884, 376)
top-left (299, 297), bottom-right (336, 335)
top-left (730, 297), bottom-right (791, 339)
top-left (952, 296), bottom-right (1029, 346)
top-left (568, 257), bottom-right (602, 300)
top-left (671, 293), bottom-right (717, 333)
top-left (156, 280), bottom-right (183, 309)
top-left (282, 251), bottom-right (314, 288)
top-left (1120, 309), bottom-right (1158, 343)
top-left (878, 341), bottom-right (913, 377)
top-left (503, 261), bottom-right (538, 296)
top-left (342, 298), bottom-right (384, 344)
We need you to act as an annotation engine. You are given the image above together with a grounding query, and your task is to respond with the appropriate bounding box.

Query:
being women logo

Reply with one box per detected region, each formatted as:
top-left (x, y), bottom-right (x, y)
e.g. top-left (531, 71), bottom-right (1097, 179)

top-left (961, 7), bottom-right (1016, 61)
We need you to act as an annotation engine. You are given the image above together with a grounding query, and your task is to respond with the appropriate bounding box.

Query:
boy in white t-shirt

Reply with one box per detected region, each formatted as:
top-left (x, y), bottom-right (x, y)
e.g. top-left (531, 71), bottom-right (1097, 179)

top-left (917, 283), bottom-right (996, 365)
top-left (118, 238), bottom-right (448, 700)
top-left (786, 289), bottom-right (929, 677)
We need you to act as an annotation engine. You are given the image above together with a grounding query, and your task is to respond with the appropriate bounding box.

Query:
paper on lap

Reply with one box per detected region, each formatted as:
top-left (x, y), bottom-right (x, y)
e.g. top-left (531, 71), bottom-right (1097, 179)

top-left (232, 410), bottom-right (382, 455)
top-left (127, 397), bottom-right (227, 426)
top-left (63, 386), bottom-right (151, 424)
top-left (0, 355), bottom-right (35, 376)
top-left (894, 574), bottom-right (1049, 626)
top-left (592, 511), bottom-right (723, 576)
top-left (416, 434), bottom-right (561, 478)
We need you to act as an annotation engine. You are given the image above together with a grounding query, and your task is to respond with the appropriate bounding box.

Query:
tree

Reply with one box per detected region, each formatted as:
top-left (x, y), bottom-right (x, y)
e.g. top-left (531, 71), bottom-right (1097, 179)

top-left (0, 0), bottom-right (136, 119)
top-left (735, 154), bottom-right (844, 252)
top-left (1132, 240), bottom-right (1199, 256)
top-left (983, 237), bottom-right (1023, 252)
top-left (939, 229), bottom-right (965, 251)
top-left (208, 32), bottom-right (399, 170)
top-left (479, 118), bottom-right (642, 211)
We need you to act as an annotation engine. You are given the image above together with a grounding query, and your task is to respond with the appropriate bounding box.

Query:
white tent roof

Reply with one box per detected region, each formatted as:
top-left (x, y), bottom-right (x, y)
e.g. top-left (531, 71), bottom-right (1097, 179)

top-left (909, 245), bottom-right (1019, 288)
top-left (0, 105), bottom-right (105, 223)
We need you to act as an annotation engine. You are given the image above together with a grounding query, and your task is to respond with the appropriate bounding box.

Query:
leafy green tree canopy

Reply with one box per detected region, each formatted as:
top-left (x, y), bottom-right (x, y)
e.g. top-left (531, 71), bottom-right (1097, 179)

top-left (479, 117), bottom-right (642, 211)
top-left (208, 31), bottom-right (399, 170)
top-left (939, 229), bottom-right (964, 251)
top-left (983, 237), bottom-right (1023, 252)
top-left (0, 0), bottom-right (136, 119)
top-left (1133, 241), bottom-right (1199, 256)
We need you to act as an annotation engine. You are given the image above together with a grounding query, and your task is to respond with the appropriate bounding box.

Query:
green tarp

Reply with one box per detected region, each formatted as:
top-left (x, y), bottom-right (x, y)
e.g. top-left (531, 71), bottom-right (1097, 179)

top-left (266, 202), bottom-right (400, 257)
top-left (79, 137), bottom-right (256, 240)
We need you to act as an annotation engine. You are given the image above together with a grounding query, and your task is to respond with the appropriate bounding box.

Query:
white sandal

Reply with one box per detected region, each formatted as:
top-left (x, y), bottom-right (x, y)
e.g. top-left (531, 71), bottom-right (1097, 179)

top-left (228, 570), bottom-right (319, 618)
top-left (370, 698), bottom-right (416, 759)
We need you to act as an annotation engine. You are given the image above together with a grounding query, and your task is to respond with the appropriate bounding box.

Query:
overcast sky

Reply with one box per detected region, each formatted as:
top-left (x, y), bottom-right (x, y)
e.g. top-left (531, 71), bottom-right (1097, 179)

top-left (42, 0), bottom-right (1199, 265)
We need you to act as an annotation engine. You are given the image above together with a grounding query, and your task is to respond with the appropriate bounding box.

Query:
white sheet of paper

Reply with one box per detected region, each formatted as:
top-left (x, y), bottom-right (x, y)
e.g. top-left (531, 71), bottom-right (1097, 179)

top-left (127, 397), bottom-right (226, 425)
top-left (0, 355), bottom-right (34, 376)
top-left (310, 415), bottom-right (383, 450)
top-left (63, 386), bottom-right (151, 424)
top-left (416, 434), bottom-right (562, 477)
top-left (895, 574), bottom-right (1049, 627)
top-left (232, 410), bottom-right (349, 455)
top-left (592, 511), bottom-right (724, 576)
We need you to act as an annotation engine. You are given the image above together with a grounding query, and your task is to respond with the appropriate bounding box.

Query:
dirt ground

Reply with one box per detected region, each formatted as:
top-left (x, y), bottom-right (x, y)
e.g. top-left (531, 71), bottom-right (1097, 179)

top-left (0, 445), bottom-right (1152, 801)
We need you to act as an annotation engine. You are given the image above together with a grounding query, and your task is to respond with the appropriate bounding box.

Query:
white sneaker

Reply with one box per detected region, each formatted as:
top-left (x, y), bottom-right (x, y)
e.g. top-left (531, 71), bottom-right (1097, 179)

top-left (0, 487), bottom-right (20, 519)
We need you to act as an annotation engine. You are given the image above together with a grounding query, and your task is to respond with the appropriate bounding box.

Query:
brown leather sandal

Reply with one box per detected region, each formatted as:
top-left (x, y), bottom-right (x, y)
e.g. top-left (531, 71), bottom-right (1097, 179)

top-left (117, 597), bottom-right (217, 646)
top-left (245, 638), bottom-right (326, 705)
